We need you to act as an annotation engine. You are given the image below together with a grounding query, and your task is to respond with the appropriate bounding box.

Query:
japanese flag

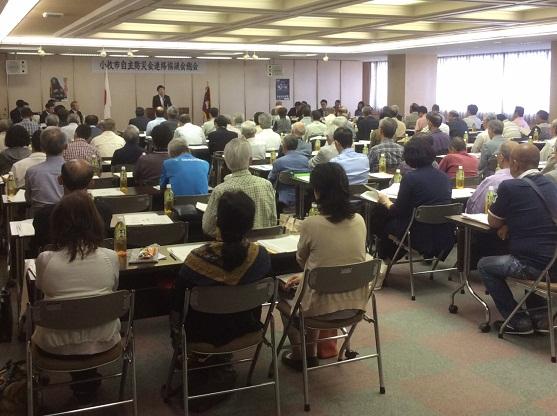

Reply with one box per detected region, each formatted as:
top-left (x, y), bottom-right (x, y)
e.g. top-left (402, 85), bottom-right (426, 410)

top-left (103, 69), bottom-right (112, 119)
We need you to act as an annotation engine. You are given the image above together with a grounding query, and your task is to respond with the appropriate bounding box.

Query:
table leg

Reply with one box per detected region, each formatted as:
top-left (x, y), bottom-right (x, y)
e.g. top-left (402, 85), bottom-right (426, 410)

top-left (298, 184), bottom-right (305, 219)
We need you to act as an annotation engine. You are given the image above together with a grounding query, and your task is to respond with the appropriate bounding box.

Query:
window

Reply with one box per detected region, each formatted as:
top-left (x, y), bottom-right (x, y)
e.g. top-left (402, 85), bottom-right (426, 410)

top-left (369, 61), bottom-right (388, 110)
top-left (436, 50), bottom-right (550, 117)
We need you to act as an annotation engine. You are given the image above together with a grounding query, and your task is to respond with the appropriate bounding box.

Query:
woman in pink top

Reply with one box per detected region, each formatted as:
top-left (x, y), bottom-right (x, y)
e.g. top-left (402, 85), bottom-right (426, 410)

top-left (438, 136), bottom-right (478, 178)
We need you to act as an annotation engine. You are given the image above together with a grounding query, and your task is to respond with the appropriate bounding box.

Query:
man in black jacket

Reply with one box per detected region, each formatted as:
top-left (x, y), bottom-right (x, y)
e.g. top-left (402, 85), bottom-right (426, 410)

top-left (152, 85), bottom-right (172, 109)
top-left (207, 116), bottom-right (238, 155)
top-left (128, 107), bottom-right (150, 132)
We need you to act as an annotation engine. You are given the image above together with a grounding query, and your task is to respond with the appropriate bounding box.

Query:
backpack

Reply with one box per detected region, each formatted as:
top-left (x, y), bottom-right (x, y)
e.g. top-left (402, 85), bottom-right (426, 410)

top-left (0, 360), bottom-right (26, 415)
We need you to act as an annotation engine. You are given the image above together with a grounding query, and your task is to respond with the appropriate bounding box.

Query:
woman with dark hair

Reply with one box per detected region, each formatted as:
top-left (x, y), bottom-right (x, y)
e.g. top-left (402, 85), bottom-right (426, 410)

top-left (32, 191), bottom-right (119, 402)
top-left (375, 134), bottom-right (453, 280)
top-left (354, 100), bottom-right (365, 117)
top-left (0, 125), bottom-right (31, 174)
top-left (280, 162), bottom-right (368, 369)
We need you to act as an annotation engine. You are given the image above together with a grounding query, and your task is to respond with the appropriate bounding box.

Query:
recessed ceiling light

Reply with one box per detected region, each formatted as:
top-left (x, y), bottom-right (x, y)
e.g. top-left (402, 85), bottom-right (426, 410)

top-left (323, 54), bottom-right (329, 61)
top-left (0, 0), bottom-right (39, 39)
top-left (42, 12), bottom-right (64, 18)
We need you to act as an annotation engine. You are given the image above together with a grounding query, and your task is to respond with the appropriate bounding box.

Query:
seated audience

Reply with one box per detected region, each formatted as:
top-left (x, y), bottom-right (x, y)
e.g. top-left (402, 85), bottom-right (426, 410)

top-left (0, 125), bottom-right (31, 175)
top-left (243, 121), bottom-right (266, 161)
top-left (540, 119), bottom-right (557, 162)
top-left (466, 141), bottom-right (517, 214)
top-left (303, 110), bottom-right (326, 141)
top-left (61, 113), bottom-right (80, 143)
top-left (174, 114), bottom-right (205, 146)
top-left (543, 142), bottom-right (557, 183)
top-left (404, 103), bottom-right (419, 129)
top-left (160, 139), bottom-right (209, 196)
top-left (308, 117), bottom-right (343, 169)
top-left (511, 105), bottom-right (530, 135)
top-left (0, 119), bottom-right (11, 152)
top-left (39, 101), bottom-right (55, 124)
top-left (438, 137), bottom-right (478, 179)
top-left (33, 159), bottom-right (112, 250)
top-left (10, 99), bottom-right (27, 124)
top-left (161, 106), bottom-right (179, 135)
top-left (230, 113), bottom-right (244, 133)
top-left (426, 112), bottom-right (451, 155)
top-left (273, 106), bottom-right (291, 135)
top-left (202, 138), bottom-right (277, 237)
top-left (479, 144), bottom-right (557, 334)
top-left (290, 122), bottom-right (312, 157)
top-left (128, 107), bottom-right (149, 132)
top-left (85, 115), bottom-right (102, 139)
top-left (356, 105), bottom-right (379, 141)
top-left (479, 119), bottom-right (507, 175)
top-left (16, 107), bottom-right (40, 136)
top-left (134, 124), bottom-right (172, 186)
top-left (146, 106), bottom-right (166, 136)
top-left (299, 106), bottom-right (312, 126)
top-left (56, 107), bottom-right (69, 127)
top-left (498, 113), bottom-right (522, 140)
top-left (368, 118), bottom-right (404, 173)
top-left (111, 125), bottom-right (143, 165)
top-left (207, 115), bottom-right (238, 155)
top-left (463, 104), bottom-right (482, 130)
top-left (389, 105), bottom-right (407, 138)
top-left (268, 135), bottom-right (309, 210)
top-left (279, 162), bottom-right (368, 369)
top-left (202, 107), bottom-right (219, 138)
top-left (25, 127), bottom-right (66, 213)
top-left (90, 118), bottom-right (125, 158)
top-left (447, 110), bottom-right (468, 138)
top-left (330, 127), bottom-right (369, 184)
top-left (33, 190), bottom-right (119, 402)
top-left (355, 101), bottom-right (365, 117)
top-left (255, 112), bottom-right (282, 150)
top-left (530, 110), bottom-right (552, 141)
top-left (415, 106), bottom-right (429, 132)
top-left (472, 113), bottom-right (496, 153)
top-left (63, 124), bottom-right (100, 163)
top-left (12, 130), bottom-right (45, 188)
top-left (45, 114), bottom-right (60, 127)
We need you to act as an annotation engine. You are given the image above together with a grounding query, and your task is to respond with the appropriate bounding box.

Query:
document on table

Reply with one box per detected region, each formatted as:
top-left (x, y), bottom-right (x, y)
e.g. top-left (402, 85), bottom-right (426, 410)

top-left (382, 183), bottom-right (400, 199)
top-left (10, 219), bottom-right (35, 237)
top-left (461, 213), bottom-right (489, 226)
top-left (189, 145), bottom-right (208, 150)
top-left (109, 212), bottom-right (173, 228)
top-left (2, 189), bottom-right (26, 203)
top-left (88, 188), bottom-right (125, 198)
top-left (293, 173), bottom-right (310, 183)
top-left (167, 243), bottom-right (205, 262)
top-left (369, 172), bottom-right (394, 180)
top-left (113, 171), bottom-right (134, 178)
top-left (250, 164), bottom-right (273, 171)
top-left (451, 188), bottom-right (475, 199)
top-left (359, 190), bottom-right (379, 203)
top-left (257, 235), bottom-right (300, 253)
top-left (196, 202), bottom-right (207, 212)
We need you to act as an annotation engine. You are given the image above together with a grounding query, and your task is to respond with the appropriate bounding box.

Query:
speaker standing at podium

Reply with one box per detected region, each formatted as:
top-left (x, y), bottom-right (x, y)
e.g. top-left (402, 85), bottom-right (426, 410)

top-left (152, 85), bottom-right (172, 109)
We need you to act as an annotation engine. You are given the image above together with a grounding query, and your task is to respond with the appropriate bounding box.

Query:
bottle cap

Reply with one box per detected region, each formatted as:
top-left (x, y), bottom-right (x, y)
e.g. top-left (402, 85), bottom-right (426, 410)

top-left (396, 169), bottom-right (400, 173)
top-left (311, 202), bottom-right (317, 207)
top-left (166, 184), bottom-right (171, 189)
top-left (458, 165), bottom-right (463, 168)
top-left (381, 153), bottom-right (385, 157)
top-left (488, 186), bottom-right (494, 190)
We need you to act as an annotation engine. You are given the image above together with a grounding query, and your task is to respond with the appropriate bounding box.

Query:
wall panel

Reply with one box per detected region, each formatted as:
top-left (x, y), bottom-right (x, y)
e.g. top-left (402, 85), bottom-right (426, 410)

top-left (293, 60), bottom-right (317, 109)
top-left (340, 61), bottom-right (363, 115)
top-left (317, 60), bottom-right (341, 108)
top-left (244, 61), bottom-right (270, 119)
top-left (218, 60), bottom-right (245, 118)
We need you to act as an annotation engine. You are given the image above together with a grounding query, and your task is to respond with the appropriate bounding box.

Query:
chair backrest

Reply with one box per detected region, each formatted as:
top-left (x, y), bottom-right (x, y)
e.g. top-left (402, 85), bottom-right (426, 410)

top-left (188, 278), bottom-right (276, 314)
top-left (278, 170), bottom-right (297, 187)
top-left (174, 194), bottom-right (210, 206)
top-left (111, 164), bottom-right (135, 174)
top-left (126, 221), bottom-right (188, 248)
top-left (307, 259), bottom-right (381, 294)
top-left (450, 176), bottom-right (481, 187)
top-left (90, 177), bottom-right (115, 189)
top-left (101, 238), bottom-right (114, 249)
top-left (414, 203), bottom-right (463, 225)
top-left (96, 194), bottom-right (152, 214)
top-left (246, 225), bottom-right (285, 239)
top-left (250, 159), bottom-right (269, 166)
top-left (348, 183), bottom-right (369, 196)
top-left (30, 290), bottom-right (132, 330)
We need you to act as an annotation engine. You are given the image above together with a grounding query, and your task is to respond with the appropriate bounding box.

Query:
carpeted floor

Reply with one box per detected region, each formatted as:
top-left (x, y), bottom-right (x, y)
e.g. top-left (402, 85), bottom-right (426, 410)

top-left (2, 256), bottom-right (556, 416)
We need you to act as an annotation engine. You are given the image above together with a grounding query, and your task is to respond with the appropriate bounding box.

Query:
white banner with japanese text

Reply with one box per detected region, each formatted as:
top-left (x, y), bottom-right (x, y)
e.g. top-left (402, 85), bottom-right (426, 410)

top-left (91, 58), bottom-right (204, 73)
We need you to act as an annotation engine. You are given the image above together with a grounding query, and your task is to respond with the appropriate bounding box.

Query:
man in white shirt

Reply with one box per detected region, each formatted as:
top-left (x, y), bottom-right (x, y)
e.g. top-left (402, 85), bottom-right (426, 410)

top-left (60, 113), bottom-right (80, 143)
top-left (12, 130), bottom-right (46, 187)
top-left (145, 107), bottom-right (166, 136)
top-left (254, 112), bottom-right (281, 151)
top-left (540, 119), bottom-right (557, 161)
top-left (174, 114), bottom-right (204, 145)
top-left (243, 121), bottom-right (266, 161)
top-left (463, 104), bottom-right (482, 130)
top-left (472, 113), bottom-right (497, 153)
top-left (304, 110), bottom-right (326, 141)
top-left (90, 118), bottom-right (125, 158)
top-left (202, 107), bottom-right (219, 138)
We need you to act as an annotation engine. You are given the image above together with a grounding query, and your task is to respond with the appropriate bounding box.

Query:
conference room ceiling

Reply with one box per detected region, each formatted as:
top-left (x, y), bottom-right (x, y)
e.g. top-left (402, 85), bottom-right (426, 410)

top-left (3, 0), bottom-right (557, 57)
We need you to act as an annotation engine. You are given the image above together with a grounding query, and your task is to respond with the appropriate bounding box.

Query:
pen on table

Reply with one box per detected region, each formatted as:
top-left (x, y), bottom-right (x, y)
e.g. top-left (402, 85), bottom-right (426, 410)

top-left (168, 251), bottom-right (178, 260)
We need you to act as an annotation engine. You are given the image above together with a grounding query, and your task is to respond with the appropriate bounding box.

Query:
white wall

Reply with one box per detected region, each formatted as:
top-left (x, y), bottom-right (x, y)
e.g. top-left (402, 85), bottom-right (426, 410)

top-left (3, 54), bottom-right (364, 128)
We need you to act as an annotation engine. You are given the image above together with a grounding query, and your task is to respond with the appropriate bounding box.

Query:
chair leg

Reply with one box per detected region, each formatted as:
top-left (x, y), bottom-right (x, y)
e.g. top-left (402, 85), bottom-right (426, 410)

top-left (130, 338), bottom-right (138, 416)
top-left (182, 329), bottom-right (189, 416)
top-left (429, 258), bottom-right (440, 280)
top-left (163, 350), bottom-right (178, 401)
top-left (270, 316), bottom-right (281, 416)
top-left (119, 352), bottom-right (129, 401)
top-left (299, 313), bottom-right (310, 412)
top-left (408, 234), bottom-right (415, 301)
top-left (26, 342), bottom-right (34, 416)
top-left (337, 325), bottom-right (358, 361)
top-left (247, 341), bottom-right (264, 386)
top-left (371, 293), bottom-right (386, 394)
top-left (547, 281), bottom-right (556, 363)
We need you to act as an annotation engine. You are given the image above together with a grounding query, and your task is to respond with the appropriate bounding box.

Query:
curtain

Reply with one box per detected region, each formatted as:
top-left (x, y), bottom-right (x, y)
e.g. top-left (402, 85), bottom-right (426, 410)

top-left (369, 61), bottom-right (388, 110)
top-left (436, 50), bottom-right (550, 116)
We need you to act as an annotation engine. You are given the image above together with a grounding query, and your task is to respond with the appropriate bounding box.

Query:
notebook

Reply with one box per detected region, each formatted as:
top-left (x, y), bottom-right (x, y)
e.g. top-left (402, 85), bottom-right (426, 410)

top-left (88, 188), bottom-right (125, 198)
top-left (196, 202), bottom-right (207, 212)
top-left (461, 213), bottom-right (489, 226)
top-left (257, 235), bottom-right (300, 253)
top-left (109, 212), bottom-right (173, 228)
top-left (167, 243), bottom-right (205, 262)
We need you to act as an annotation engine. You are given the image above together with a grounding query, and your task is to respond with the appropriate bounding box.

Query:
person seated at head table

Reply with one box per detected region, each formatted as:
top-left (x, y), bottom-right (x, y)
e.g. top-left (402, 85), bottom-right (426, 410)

top-left (354, 100), bottom-right (365, 117)
top-left (32, 190), bottom-right (120, 403)
top-left (134, 124), bottom-right (172, 186)
top-left (273, 106), bottom-right (291, 135)
top-left (438, 136), bottom-right (478, 179)
top-left (202, 138), bottom-right (276, 237)
top-left (174, 114), bottom-right (205, 146)
top-left (128, 106), bottom-right (149, 132)
top-left (368, 117), bottom-right (404, 173)
top-left (12, 130), bottom-right (45, 188)
top-left (90, 118), bottom-right (125, 158)
top-left (25, 127), bottom-right (67, 215)
top-left (40, 100), bottom-right (55, 124)
top-left (375, 135), bottom-right (454, 287)
top-left (145, 106), bottom-right (167, 137)
top-left (356, 105), bottom-right (379, 141)
top-left (478, 144), bottom-right (557, 335)
top-left (170, 191), bottom-right (271, 398)
top-left (111, 125), bottom-right (144, 166)
top-left (207, 115), bottom-right (238, 155)
top-left (463, 104), bottom-right (482, 131)
top-left (479, 119), bottom-right (508, 177)
top-left (0, 125), bottom-right (31, 175)
top-left (279, 162), bottom-right (368, 369)
top-left (330, 127), bottom-right (369, 185)
top-left (160, 138), bottom-right (209, 196)
top-left (308, 117), bottom-right (343, 169)
top-left (529, 110), bottom-right (552, 141)
top-left (268, 134), bottom-right (310, 212)
top-left (63, 124), bottom-right (101, 164)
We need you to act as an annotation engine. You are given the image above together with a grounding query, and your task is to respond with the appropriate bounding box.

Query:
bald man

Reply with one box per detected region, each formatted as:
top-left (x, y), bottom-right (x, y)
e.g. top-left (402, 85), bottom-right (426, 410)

top-left (33, 159), bottom-right (112, 250)
top-left (478, 144), bottom-right (557, 335)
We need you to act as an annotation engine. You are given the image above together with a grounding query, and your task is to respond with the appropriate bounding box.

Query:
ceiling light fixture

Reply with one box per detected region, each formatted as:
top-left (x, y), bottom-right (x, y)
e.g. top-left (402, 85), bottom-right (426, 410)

top-left (42, 12), bottom-right (64, 18)
top-left (37, 46), bottom-right (46, 56)
top-left (252, 52), bottom-right (259, 60)
top-left (0, 0), bottom-right (40, 40)
top-left (127, 50), bottom-right (134, 57)
top-left (99, 48), bottom-right (107, 57)
top-left (323, 54), bottom-right (329, 61)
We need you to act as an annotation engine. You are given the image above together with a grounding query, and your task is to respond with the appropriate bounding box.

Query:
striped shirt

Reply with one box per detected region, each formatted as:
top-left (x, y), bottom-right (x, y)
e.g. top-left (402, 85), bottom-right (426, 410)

top-left (16, 119), bottom-right (40, 136)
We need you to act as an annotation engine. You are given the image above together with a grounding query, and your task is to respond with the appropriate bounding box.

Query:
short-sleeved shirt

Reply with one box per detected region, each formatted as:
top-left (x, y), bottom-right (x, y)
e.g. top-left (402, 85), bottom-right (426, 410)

top-left (489, 173), bottom-right (557, 270)
top-left (159, 153), bottom-right (209, 196)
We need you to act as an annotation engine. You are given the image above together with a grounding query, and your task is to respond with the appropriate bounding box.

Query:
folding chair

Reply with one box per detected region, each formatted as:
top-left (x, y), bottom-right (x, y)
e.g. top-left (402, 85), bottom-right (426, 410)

top-left (275, 259), bottom-right (385, 411)
top-left (96, 194), bottom-right (152, 214)
top-left (127, 221), bottom-right (188, 248)
top-left (26, 290), bottom-right (136, 416)
top-left (246, 225), bottom-right (285, 240)
top-left (385, 203), bottom-right (462, 300)
top-left (499, 246), bottom-right (557, 362)
top-left (89, 177), bottom-right (115, 189)
top-left (162, 278), bottom-right (280, 416)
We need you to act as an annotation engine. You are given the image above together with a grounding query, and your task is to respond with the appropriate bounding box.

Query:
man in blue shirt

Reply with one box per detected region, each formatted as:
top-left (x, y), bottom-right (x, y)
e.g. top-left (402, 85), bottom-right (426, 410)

top-left (268, 134), bottom-right (309, 209)
top-left (479, 144), bottom-right (557, 335)
top-left (330, 127), bottom-right (369, 184)
top-left (160, 139), bottom-right (209, 196)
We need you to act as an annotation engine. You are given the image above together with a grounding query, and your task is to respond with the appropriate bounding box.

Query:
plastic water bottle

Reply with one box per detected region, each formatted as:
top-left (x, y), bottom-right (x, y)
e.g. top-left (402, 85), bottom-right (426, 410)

top-left (270, 150), bottom-right (277, 163)
top-left (308, 202), bottom-right (319, 217)
top-left (455, 165), bottom-right (465, 189)
top-left (378, 153), bottom-right (387, 173)
top-left (463, 131), bottom-right (469, 143)
top-left (314, 138), bottom-right (321, 151)
top-left (5, 172), bottom-right (16, 197)
top-left (362, 144), bottom-right (368, 155)
top-left (164, 184), bottom-right (174, 215)
top-left (114, 215), bottom-right (127, 257)
top-left (533, 129), bottom-right (539, 142)
top-left (120, 166), bottom-right (128, 192)
top-left (485, 186), bottom-right (497, 214)
top-left (393, 169), bottom-right (402, 183)
top-left (91, 154), bottom-right (101, 177)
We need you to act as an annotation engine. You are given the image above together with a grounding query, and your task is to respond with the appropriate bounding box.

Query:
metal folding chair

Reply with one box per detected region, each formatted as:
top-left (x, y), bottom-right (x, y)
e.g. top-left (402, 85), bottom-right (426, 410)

top-left (499, 246), bottom-right (557, 362)
top-left (162, 278), bottom-right (280, 416)
top-left (26, 290), bottom-right (136, 416)
top-left (385, 203), bottom-right (462, 300)
top-left (275, 259), bottom-right (385, 411)
top-left (96, 194), bottom-right (152, 214)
